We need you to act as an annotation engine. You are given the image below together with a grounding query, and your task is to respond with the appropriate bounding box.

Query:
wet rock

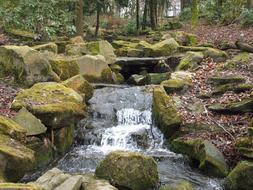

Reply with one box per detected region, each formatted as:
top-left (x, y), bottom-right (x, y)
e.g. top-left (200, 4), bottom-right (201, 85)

top-left (13, 107), bottom-right (47, 136)
top-left (54, 175), bottom-right (83, 190)
top-left (0, 134), bottom-right (35, 182)
top-left (66, 40), bottom-right (116, 64)
top-left (0, 46), bottom-right (58, 86)
top-left (171, 138), bottom-right (229, 177)
top-left (0, 115), bottom-right (26, 140)
top-left (33, 43), bottom-right (58, 54)
top-left (225, 161), bottom-right (253, 190)
top-left (0, 183), bottom-right (42, 190)
top-left (235, 137), bottom-right (253, 159)
top-left (127, 74), bottom-right (149, 85)
top-left (95, 150), bottom-right (159, 190)
top-left (152, 87), bottom-right (182, 139)
top-left (54, 125), bottom-right (74, 156)
top-left (11, 82), bottom-right (86, 128)
top-left (207, 75), bottom-right (245, 86)
top-left (160, 180), bottom-right (193, 190)
top-left (62, 75), bottom-right (94, 102)
top-left (176, 51), bottom-right (204, 71)
top-left (26, 137), bottom-right (53, 169)
top-left (48, 56), bottom-right (80, 80)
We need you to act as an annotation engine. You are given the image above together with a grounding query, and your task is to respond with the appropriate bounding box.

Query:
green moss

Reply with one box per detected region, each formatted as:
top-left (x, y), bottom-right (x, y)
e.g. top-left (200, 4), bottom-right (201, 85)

top-left (222, 52), bottom-right (252, 70)
top-left (208, 75), bottom-right (246, 86)
top-left (0, 183), bottom-right (42, 190)
top-left (33, 43), bottom-right (58, 54)
top-left (152, 87), bottom-right (182, 139)
top-left (101, 68), bottom-right (117, 84)
top-left (176, 51), bottom-right (204, 71)
top-left (0, 116), bottom-right (26, 140)
top-left (95, 151), bottom-right (159, 190)
top-left (235, 137), bottom-right (253, 159)
top-left (212, 83), bottom-right (253, 96)
top-left (225, 161), bottom-right (253, 190)
top-left (49, 56), bottom-right (80, 80)
top-left (161, 79), bottom-right (187, 93)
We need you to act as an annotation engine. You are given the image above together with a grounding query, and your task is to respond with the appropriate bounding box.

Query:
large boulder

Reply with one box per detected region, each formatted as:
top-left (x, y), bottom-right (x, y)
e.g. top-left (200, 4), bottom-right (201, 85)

top-left (152, 87), bottom-right (182, 139)
top-left (0, 46), bottom-right (59, 86)
top-left (171, 138), bottom-right (229, 177)
top-left (0, 134), bottom-right (35, 182)
top-left (149, 38), bottom-right (179, 57)
top-left (11, 82), bottom-right (86, 128)
top-left (48, 56), bottom-right (80, 80)
top-left (62, 75), bottom-right (94, 102)
top-left (66, 40), bottom-right (116, 64)
top-left (225, 161), bottom-right (253, 190)
top-left (95, 151), bottom-right (159, 190)
top-left (0, 115), bottom-right (26, 140)
top-left (13, 107), bottom-right (47, 136)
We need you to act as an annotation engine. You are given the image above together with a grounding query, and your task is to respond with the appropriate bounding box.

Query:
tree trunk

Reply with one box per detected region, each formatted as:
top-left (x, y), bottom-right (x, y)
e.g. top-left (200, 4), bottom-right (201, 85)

top-left (75, 0), bottom-right (84, 36)
top-left (149, 0), bottom-right (157, 30)
top-left (142, 0), bottom-right (148, 30)
top-left (136, 0), bottom-right (140, 30)
top-left (191, 0), bottom-right (198, 28)
top-left (247, 0), bottom-right (253, 9)
top-left (181, 0), bottom-right (190, 10)
top-left (95, 1), bottom-right (100, 38)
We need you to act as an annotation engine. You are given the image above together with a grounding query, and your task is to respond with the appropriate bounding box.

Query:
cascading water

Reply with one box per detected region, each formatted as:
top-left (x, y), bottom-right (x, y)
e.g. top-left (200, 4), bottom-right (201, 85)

top-left (56, 86), bottom-right (223, 190)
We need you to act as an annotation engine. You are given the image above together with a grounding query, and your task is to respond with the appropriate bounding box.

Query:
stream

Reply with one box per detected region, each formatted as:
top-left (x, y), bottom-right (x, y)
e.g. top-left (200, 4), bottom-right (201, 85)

top-left (56, 86), bottom-right (223, 190)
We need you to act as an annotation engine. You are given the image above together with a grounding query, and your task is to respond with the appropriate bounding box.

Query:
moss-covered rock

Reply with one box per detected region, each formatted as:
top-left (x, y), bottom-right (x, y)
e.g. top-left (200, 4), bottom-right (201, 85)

top-left (13, 107), bottom-right (47, 136)
top-left (249, 118), bottom-right (253, 136)
top-left (127, 74), bottom-right (149, 85)
top-left (66, 40), bottom-right (116, 64)
top-left (160, 181), bottom-right (193, 190)
top-left (211, 83), bottom-right (253, 96)
top-left (161, 79), bottom-right (189, 93)
top-left (26, 137), bottom-right (53, 169)
top-left (153, 87), bottom-right (182, 139)
top-left (101, 68), bottom-right (118, 84)
top-left (0, 46), bottom-right (58, 86)
top-left (69, 36), bottom-right (84, 44)
top-left (48, 56), bottom-right (80, 80)
top-left (225, 161), bottom-right (253, 190)
top-left (171, 138), bottom-right (229, 177)
top-left (33, 43), bottom-right (58, 54)
top-left (207, 75), bottom-right (246, 86)
top-left (171, 71), bottom-right (193, 84)
top-left (62, 75), bottom-right (94, 102)
top-left (0, 134), bottom-right (35, 182)
top-left (0, 116), bottom-right (26, 140)
top-left (176, 51), bottom-right (204, 71)
top-left (82, 174), bottom-right (118, 190)
top-left (54, 125), bottom-right (74, 156)
top-left (235, 137), bottom-right (253, 159)
top-left (0, 183), bottom-right (42, 190)
top-left (150, 38), bottom-right (179, 57)
top-left (145, 73), bottom-right (170, 85)
top-left (222, 52), bottom-right (253, 70)
top-left (11, 82), bottom-right (86, 128)
top-left (95, 151), bottom-right (159, 190)
top-left (169, 31), bottom-right (198, 46)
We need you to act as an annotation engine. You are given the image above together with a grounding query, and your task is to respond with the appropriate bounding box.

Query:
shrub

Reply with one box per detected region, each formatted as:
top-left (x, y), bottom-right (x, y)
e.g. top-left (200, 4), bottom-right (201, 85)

top-left (239, 9), bottom-right (253, 27)
top-left (179, 7), bottom-right (192, 21)
top-left (120, 20), bottom-right (137, 35)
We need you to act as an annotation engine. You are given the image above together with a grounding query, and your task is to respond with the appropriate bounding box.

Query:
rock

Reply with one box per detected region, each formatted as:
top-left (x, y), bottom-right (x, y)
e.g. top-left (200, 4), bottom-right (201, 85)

top-left (235, 137), bottom-right (253, 159)
top-left (176, 51), bottom-right (204, 70)
top-left (249, 118), bottom-right (253, 136)
top-left (110, 64), bottom-right (122, 73)
top-left (33, 43), bottom-right (58, 54)
top-left (26, 137), bottom-right (53, 169)
top-left (146, 73), bottom-right (170, 85)
top-left (222, 52), bottom-right (253, 70)
top-left (150, 38), bottom-right (179, 57)
top-left (152, 87), bottom-right (182, 139)
top-left (171, 138), bottom-right (229, 177)
top-left (211, 83), bottom-right (253, 96)
top-left (127, 74), bottom-right (149, 85)
top-left (76, 55), bottom-right (110, 82)
top-left (101, 68), bottom-right (119, 84)
top-left (208, 97), bottom-right (253, 113)
top-left (95, 151), bottom-right (159, 190)
top-left (54, 175), bottom-right (83, 190)
top-left (55, 40), bottom-right (69, 54)
top-left (11, 82), bottom-right (86, 128)
top-left (225, 161), bottom-right (253, 190)
top-left (171, 71), bottom-right (193, 84)
top-left (66, 40), bottom-right (116, 64)
top-left (0, 115), bottom-right (26, 140)
top-left (47, 55), bottom-right (80, 80)
top-left (160, 181), bottom-right (193, 190)
top-left (82, 175), bottom-right (118, 190)
top-left (62, 75), bottom-right (94, 102)
top-left (69, 36), bottom-right (84, 44)
top-left (169, 31), bottom-right (198, 46)
top-left (207, 75), bottom-right (246, 86)
top-left (161, 79), bottom-right (189, 93)
top-left (13, 107), bottom-right (47, 136)
top-left (0, 134), bottom-right (35, 182)
top-left (0, 183), bottom-right (42, 190)
top-left (54, 125), bottom-right (74, 156)
top-left (0, 46), bottom-right (58, 86)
